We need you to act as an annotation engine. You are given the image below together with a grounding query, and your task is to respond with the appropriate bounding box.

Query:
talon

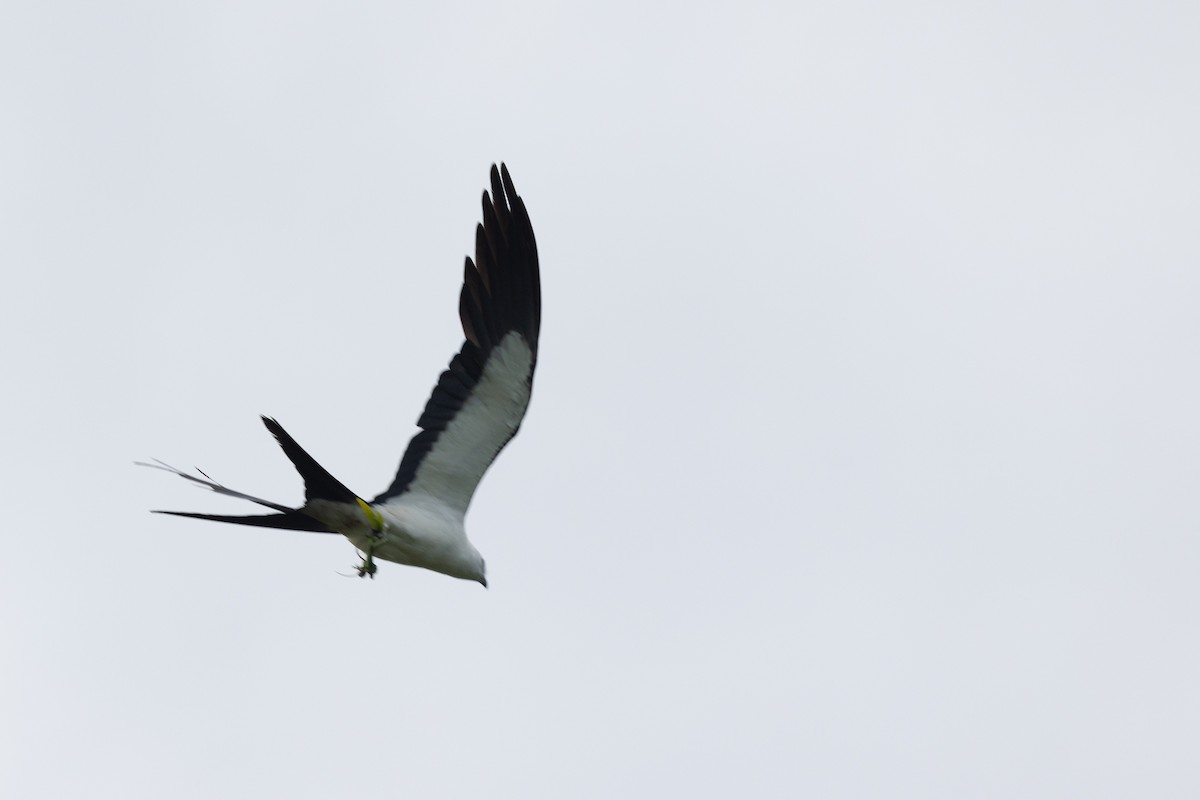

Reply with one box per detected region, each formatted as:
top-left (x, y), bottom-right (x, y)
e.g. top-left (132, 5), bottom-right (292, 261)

top-left (356, 541), bottom-right (379, 579)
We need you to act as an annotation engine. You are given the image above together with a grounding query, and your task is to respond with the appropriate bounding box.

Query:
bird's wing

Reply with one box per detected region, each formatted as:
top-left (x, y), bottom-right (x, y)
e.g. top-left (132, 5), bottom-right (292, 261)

top-left (372, 163), bottom-right (540, 518)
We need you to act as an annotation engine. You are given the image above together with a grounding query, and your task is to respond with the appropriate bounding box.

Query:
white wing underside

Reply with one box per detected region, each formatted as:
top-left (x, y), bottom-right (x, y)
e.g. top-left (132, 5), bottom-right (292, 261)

top-left (382, 331), bottom-right (534, 520)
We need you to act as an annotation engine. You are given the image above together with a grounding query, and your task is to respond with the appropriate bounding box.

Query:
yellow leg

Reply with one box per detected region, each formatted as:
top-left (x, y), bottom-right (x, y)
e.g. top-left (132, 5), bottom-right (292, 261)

top-left (353, 498), bottom-right (385, 579)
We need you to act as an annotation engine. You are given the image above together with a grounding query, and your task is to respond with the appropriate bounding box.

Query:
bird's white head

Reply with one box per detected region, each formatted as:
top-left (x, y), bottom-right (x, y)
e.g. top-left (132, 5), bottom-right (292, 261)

top-left (472, 553), bottom-right (488, 589)
top-left (442, 543), bottom-right (487, 587)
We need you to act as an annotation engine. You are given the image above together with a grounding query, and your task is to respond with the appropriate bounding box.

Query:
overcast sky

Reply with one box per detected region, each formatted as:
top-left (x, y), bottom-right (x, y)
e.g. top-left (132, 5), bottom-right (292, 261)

top-left (2, 1), bottom-right (1198, 797)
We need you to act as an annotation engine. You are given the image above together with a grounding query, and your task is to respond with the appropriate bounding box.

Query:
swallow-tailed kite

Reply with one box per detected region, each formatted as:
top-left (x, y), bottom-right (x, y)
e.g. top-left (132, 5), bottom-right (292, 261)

top-left (141, 164), bottom-right (539, 585)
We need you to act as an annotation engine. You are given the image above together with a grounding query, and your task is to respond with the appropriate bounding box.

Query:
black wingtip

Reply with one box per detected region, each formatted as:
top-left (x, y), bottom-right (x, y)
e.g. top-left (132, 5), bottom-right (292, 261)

top-left (373, 163), bottom-right (539, 504)
top-left (259, 417), bottom-right (359, 505)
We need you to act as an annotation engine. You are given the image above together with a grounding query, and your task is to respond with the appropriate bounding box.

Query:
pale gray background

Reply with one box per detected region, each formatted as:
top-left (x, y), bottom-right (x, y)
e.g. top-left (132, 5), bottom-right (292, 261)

top-left (2, 1), bottom-right (1198, 797)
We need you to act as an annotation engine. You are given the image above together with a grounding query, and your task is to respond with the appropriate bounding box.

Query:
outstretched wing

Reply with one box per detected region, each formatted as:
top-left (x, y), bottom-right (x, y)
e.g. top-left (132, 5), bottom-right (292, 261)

top-left (372, 163), bottom-right (540, 518)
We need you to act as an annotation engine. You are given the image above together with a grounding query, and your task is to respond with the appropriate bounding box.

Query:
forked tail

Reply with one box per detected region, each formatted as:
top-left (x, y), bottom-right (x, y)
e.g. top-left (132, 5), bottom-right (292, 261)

top-left (138, 416), bottom-right (360, 533)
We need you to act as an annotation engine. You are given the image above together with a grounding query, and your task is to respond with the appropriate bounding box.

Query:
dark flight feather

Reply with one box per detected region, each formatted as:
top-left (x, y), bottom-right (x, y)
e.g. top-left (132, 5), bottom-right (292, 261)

top-left (373, 163), bottom-right (540, 504)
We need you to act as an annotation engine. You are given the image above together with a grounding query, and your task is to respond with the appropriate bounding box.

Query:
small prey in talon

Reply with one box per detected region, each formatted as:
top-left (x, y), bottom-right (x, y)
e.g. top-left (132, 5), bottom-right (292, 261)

top-left (139, 164), bottom-right (539, 587)
top-left (354, 499), bottom-right (385, 579)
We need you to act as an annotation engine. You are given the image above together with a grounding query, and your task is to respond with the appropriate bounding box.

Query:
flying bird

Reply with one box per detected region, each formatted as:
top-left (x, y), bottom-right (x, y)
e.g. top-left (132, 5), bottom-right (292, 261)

top-left (141, 164), bottom-right (539, 585)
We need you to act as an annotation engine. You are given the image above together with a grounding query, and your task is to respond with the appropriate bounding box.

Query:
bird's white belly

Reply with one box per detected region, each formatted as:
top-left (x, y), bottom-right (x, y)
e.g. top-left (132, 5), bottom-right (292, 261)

top-left (344, 529), bottom-right (429, 568)
top-left (341, 500), bottom-right (477, 579)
